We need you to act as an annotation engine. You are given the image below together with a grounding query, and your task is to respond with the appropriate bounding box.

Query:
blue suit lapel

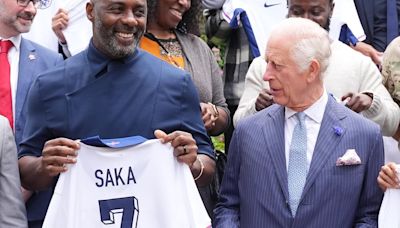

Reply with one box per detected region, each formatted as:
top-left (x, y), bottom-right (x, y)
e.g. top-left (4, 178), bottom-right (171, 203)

top-left (262, 106), bottom-right (289, 201)
top-left (15, 38), bottom-right (36, 126)
top-left (301, 97), bottom-right (347, 197)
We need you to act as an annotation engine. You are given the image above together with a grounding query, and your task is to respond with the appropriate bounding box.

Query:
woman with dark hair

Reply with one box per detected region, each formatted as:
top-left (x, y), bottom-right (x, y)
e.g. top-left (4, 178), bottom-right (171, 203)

top-left (139, 0), bottom-right (230, 219)
top-left (141, 0), bottom-right (229, 136)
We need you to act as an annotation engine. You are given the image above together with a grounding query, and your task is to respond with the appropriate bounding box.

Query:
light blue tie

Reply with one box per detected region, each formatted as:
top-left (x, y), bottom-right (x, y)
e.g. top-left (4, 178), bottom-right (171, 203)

top-left (288, 112), bottom-right (308, 217)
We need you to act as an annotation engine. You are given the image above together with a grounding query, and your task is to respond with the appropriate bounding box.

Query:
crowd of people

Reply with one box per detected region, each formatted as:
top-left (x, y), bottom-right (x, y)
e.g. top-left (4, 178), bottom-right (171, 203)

top-left (0, 0), bottom-right (400, 227)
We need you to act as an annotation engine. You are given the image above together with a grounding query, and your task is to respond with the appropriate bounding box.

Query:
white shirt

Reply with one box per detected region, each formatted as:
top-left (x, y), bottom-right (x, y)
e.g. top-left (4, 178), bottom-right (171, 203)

top-left (284, 91), bottom-right (328, 170)
top-left (0, 35), bottom-right (21, 128)
top-left (222, 0), bottom-right (287, 55)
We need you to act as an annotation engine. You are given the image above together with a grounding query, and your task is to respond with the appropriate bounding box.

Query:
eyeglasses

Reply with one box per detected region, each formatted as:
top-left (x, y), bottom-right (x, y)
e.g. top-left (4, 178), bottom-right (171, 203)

top-left (17, 0), bottom-right (52, 9)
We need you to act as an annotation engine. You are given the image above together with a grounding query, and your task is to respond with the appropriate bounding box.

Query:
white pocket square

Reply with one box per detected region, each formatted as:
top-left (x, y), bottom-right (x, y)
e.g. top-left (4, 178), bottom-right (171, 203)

top-left (336, 149), bottom-right (361, 166)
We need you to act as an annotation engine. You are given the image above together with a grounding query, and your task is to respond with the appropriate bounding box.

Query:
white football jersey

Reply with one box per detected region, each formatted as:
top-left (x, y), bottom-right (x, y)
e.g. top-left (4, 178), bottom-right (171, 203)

top-left (222, 0), bottom-right (287, 56)
top-left (43, 139), bottom-right (211, 228)
top-left (221, 0), bottom-right (365, 56)
top-left (378, 165), bottom-right (400, 228)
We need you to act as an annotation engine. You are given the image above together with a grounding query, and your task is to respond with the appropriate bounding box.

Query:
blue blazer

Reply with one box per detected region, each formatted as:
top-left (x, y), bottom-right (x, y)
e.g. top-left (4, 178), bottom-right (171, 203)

top-left (354, 0), bottom-right (388, 51)
top-left (15, 38), bottom-right (62, 148)
top-left (15, 39), bottom-right (62, 223)
top-left (214, 96), bottom-right (384, 228)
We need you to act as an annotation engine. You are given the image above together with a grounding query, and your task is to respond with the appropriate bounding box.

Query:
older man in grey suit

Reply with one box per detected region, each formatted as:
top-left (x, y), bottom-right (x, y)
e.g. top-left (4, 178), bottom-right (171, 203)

top-left (0, 115), bottom-right (27, 227)
top-left (214, 18), bottom-right (383, 227)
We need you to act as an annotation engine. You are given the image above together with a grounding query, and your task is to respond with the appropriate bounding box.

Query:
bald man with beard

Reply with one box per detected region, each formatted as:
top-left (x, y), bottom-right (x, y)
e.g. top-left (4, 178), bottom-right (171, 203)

top-left (18, 0), bottom-right (215, 227)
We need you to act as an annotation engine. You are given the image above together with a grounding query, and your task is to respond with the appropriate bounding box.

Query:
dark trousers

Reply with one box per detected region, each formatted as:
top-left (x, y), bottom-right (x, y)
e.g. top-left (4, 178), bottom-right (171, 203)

top-left (28, 220), bottom-right (43, 228)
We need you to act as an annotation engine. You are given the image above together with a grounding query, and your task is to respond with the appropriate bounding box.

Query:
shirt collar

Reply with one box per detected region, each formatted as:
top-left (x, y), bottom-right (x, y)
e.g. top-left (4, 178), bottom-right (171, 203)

top-left (87, 39), bottom-right (138, 66)
top-left (85, 39), bottom-right (140, 79)
top-left (285, 88), bottom-right (328, 123)
top-left (0, 35), bottom-right (21, 51)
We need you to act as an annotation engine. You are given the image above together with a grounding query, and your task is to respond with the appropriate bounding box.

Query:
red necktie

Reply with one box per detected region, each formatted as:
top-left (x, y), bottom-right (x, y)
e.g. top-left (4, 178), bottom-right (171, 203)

top-left (0, 40), bottom-right (14, 129)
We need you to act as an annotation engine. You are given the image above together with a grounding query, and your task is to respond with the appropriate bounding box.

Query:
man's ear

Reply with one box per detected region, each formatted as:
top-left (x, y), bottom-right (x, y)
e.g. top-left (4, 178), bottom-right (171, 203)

top-left (86, 2), bottom-right (94, 22)
top-left (306, 59), bottom-right (321, 83)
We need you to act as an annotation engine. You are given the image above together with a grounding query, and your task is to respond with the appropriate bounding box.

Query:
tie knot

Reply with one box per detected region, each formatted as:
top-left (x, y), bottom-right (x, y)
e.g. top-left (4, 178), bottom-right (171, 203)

top-left (0, 40), bottom-right (13, 54)
top-left (295, 112), bottom-right (306, 125)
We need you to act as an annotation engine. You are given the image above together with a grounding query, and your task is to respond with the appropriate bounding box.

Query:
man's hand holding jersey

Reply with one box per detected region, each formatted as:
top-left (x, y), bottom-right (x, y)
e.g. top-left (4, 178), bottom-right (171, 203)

top-left (35, 130), bottom-right (215, 188)
top-left (155, 130), bottom-right (215, 186)
top-left (40, 138), bottom-right (79, 177)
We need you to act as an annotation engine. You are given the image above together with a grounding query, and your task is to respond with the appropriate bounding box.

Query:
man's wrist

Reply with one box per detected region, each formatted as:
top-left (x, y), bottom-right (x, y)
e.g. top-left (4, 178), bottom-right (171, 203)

top-left (190, 156), bottom-right (204, 181)
top-left (362, 92), bottom-right (374, 100)
top-left (58, 40), bottom-right (72, 58)
top-left (58, 39), bottom-right (67, 46)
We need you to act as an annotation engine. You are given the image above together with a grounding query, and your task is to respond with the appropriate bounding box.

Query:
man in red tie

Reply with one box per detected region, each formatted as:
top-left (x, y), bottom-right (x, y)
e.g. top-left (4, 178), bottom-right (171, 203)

top-left (0, 0), bottom-right (63, 146)
top-left (0, 0), bottom-right (62, 227)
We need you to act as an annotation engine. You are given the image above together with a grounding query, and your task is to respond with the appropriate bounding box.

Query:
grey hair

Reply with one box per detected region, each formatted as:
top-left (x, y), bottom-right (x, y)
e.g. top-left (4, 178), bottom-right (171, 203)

top-left (272, 18), bottom-right (332, 77)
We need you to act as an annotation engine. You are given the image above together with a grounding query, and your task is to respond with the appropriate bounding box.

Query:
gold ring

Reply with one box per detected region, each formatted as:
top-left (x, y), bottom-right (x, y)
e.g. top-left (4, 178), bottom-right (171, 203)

top-left (183, 145), bottom-right (187, 154)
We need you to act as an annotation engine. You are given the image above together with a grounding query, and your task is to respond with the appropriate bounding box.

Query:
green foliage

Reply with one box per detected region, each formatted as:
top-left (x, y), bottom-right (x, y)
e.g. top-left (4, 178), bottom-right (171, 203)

top-left (217, 42), bottom-right (226, 68)
top-left (200, 34), bottom-right (226, 69)
top-left (199, 13), bottom-right (226, 69)
top-left (211, 135), bottom-right (225, 152)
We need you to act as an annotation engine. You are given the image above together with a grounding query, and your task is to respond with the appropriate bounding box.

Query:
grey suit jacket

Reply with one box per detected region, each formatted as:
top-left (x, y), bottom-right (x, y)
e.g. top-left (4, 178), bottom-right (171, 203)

top-left (214, 96), bottom-right (384, 228)
top-left (14, 38), bottom-right (63, 148)
top-left (0, 115), bottom-right (27, 228)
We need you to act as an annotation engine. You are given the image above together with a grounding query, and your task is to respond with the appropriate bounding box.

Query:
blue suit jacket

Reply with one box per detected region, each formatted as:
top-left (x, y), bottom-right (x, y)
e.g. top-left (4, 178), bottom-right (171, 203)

top-left (19, 42), bottom-right (214, 222)
top-left (15, 38), bottom-right (62, 148)
top-left (354, 0), bottom-right (388, 51)
top-left (15, 39), bottom-right (62, 224)
top-left (214, 96), bottom-right (383, 228)
top-left (354, 0), bottom-right (374, 40)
